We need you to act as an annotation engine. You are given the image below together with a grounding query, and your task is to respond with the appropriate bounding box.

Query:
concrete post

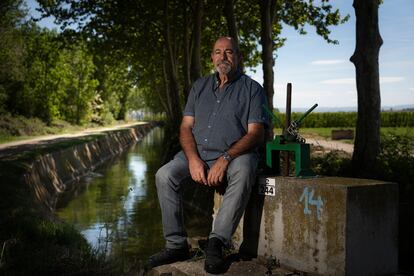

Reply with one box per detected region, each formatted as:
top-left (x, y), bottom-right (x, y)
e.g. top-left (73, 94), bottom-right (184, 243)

top-left (214, 176), bottom-right (398, 275)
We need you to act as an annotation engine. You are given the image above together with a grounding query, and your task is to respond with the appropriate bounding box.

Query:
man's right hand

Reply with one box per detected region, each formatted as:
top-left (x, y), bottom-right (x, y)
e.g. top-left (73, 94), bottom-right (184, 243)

top-left (189, 157), bottom-right (207, 185)
top-left (180, 116), bottom-right (207, 185)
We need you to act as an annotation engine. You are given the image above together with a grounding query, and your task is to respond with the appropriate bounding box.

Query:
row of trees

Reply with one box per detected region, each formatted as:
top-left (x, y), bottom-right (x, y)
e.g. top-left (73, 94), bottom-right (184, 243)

top-left (2, 0), bottom-right (383, 176)
top-left (35, 0), bottom-right (348, 130)
top-left (0, 1), bottom-right (134, 125)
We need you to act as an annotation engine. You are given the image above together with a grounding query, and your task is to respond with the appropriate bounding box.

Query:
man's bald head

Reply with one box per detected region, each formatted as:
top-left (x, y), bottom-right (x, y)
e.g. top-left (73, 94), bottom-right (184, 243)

top-left (212, 36), bottom-right (240, 54)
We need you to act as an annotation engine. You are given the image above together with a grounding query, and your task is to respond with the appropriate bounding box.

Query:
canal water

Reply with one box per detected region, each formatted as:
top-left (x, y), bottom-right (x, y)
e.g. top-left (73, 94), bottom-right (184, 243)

top-left (55, 127), bottom-right (209, 267)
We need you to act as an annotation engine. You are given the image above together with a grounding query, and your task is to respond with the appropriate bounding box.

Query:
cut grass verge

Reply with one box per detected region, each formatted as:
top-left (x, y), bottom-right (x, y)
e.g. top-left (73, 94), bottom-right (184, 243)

top-left (300, 127), bottom-right (413, 141)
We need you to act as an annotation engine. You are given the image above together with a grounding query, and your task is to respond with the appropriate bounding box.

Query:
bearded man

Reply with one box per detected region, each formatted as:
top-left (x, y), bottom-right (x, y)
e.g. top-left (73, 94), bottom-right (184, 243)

top-left (149, 36), bottom-right (268, 274)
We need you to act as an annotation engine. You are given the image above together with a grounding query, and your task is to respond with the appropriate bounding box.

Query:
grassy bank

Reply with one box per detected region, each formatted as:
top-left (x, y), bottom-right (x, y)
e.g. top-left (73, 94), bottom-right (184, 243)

top-left (0, 114), bottom-right (136, 144)
top-left (0, 159), bottom-right (125, 275)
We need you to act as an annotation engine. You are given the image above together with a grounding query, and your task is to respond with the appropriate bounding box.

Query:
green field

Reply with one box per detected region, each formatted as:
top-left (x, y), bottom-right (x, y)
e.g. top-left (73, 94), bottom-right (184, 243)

top-left (298, 127), bottom-right (414, 141)
top-left (276, 111), bottom-right (414, 128)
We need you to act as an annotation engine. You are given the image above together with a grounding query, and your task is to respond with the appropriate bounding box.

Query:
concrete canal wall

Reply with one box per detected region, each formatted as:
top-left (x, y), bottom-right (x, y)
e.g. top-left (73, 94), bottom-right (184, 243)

top-left (22, 123), bottom-right (155, 211)
top-left (214, 176), bottom-right (398, 275)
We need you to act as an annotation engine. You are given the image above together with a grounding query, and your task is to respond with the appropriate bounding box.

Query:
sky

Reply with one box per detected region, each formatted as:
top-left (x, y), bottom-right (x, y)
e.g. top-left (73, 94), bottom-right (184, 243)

top-left (27, 0), bottom-right (414, 110)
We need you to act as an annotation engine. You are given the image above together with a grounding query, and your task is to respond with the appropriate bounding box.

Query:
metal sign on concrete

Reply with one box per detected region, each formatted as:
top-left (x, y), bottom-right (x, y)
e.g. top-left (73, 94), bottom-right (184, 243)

top-left (258, 177), bottom-right (276, 196)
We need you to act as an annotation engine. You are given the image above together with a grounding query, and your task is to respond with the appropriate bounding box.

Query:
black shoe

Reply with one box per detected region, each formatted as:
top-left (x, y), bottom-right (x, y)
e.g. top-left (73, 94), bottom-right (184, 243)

top-left (204, 237), bottom-right (225, 274)
top-left (148, 247), bottom-right (190, 268)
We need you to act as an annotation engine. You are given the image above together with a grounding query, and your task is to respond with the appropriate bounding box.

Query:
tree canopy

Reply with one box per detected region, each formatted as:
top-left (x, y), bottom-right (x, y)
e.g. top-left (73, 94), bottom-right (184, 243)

top-left (1, 0), bottom-right (348, 129)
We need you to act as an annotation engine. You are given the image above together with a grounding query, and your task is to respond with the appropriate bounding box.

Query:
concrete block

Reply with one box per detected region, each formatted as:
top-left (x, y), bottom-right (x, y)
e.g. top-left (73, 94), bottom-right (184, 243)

top-left (331, 129), bottom-right (354, 140)
top-left (215, 176), bottom-right (398, 275)
top-left (148, 258), bottom-right (294, 276)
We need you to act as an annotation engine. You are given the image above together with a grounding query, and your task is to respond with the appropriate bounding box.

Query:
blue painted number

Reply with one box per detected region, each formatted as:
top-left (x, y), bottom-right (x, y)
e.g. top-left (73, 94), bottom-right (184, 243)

top-left (299, 187), bottom-right (323, 220)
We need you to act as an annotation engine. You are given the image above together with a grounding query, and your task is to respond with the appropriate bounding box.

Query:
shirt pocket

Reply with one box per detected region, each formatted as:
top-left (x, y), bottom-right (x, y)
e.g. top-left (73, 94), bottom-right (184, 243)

top-left (222, 98), bottom-right (245, 120)
top-left (221, 98), bottom-right (248, 140)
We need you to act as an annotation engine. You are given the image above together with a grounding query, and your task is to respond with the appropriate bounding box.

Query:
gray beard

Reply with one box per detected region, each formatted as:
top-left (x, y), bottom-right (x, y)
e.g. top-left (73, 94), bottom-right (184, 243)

top-left (216, 62), bottom-right (232, 75)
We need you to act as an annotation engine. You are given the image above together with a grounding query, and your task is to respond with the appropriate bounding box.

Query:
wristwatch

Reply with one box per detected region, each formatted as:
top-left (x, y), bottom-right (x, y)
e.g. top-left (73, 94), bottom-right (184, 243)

top-left (223, 151), bottom-right (232, 162)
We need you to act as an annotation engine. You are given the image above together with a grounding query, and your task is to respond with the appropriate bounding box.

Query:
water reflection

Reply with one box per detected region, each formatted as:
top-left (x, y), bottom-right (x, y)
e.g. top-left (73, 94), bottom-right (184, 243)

top-left (56, 128), bottom-right (166, 262)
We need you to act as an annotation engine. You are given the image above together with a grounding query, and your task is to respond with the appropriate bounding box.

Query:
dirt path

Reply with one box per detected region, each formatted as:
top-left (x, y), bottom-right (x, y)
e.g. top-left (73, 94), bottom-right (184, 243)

top-left (0, 122), bottom-right (148, 159)
top-left (304, 135), bottom-right (354, 153)
top-left (0, 122), bottom-right (147, 149)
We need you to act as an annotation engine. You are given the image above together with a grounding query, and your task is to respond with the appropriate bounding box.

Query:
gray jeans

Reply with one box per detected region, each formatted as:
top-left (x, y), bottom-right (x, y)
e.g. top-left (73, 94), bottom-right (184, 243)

top-left (155, 151), bottom-right (258, 249)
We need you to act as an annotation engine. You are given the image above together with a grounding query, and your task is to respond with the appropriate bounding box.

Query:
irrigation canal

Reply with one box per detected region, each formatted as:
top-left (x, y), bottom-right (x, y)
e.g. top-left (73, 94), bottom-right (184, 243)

top-left (55, 127), bottom-right (206, 266)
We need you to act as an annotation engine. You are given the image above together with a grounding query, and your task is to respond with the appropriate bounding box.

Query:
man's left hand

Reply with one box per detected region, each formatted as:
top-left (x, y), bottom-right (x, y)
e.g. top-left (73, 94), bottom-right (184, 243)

top-left (207, 157), bottom-right (229, 186)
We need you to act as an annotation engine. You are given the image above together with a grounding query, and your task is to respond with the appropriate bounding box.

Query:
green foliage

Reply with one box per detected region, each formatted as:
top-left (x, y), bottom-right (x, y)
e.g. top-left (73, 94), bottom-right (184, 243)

top-left (0, 0), bottom-right (27, 113)
top-left (0, 113), bottom-right (48, 136)
top-left (0, 113), bottom-right (94, 143)
top-left (34, 0), bottom-right (349, 125)
top-left (280, 0), bottom-right (350, 44)
top-left (9, 26), bottom-right (99, 125)
top-left (376, 131), bottom-right (414, 202)
top-left (1, 1), bottom-right (135, 126)
top-left (277, 111), bottom-right (357, 128)
top-left (91, 93), bottom-right (114, 125)
top-left (1, 0), bottom-right (351, 127)
top-left (142, 112), bottom-right (167, 122)
top-left (311, 131), bottom-right (414, 203)
top-left (59, 41), bottom-right (98, 125)
top-left (18, 26), bottom-right (63, 122)
top-left (312, 150), bottom-right (352, 176)
top-left (381, 111), bottom-right (414, 127)
top-left (94, 58), bottom-right (133, 121)
top-left (128, 86), bottom-right (165, 114)
top-left (275, 111), bottom-right (414, 128)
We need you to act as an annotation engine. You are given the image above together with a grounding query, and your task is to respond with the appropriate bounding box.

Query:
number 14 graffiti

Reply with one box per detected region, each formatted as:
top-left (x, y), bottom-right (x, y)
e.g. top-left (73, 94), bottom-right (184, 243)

top-left (299, 187), bottom-right (324, 221)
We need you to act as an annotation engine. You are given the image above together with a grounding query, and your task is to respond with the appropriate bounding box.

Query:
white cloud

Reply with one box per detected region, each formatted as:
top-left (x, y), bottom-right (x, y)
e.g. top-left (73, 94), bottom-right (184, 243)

top-left (321, 78), bottom-right (355, 85)
top-left (409, 88), bottom-right (414, 91)
top-left (380, 77), bottom-right (405, 83)
top-left (311, 59), bottom-right (346, 65)
top-left (320, 76), bottom-right (404, 85)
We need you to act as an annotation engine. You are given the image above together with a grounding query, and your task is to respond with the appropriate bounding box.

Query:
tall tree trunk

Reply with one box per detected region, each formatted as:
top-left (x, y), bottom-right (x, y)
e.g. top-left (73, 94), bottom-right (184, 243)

top-left (162, 49), bottom-right (173, 120)
top-left (162, 59), bottom-right (173, 119)
top-left (190, 0), bottom-right (202, 83)
top-left (163, 0), bottom-right (182, 129)
top-left (76, 75), bottom-right (81, 125)
top-left (182, 3), bottom-right (191, 101)
top-left (260, 0), bottom-right (275, 138)
top-left (260, 0), bottom-right (274, 112)
top-left (223, 0), bottom-right (243, 71)
top-left (153, 81), bottom-right (169, 115)
top-left (350, 0), bottom-right (382, 177)
top-left (117, 89), bottom-right (128, 120)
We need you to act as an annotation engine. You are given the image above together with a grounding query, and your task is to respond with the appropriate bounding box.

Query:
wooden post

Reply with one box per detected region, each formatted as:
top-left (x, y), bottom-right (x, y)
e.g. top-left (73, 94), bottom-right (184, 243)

top-left (283, 83), bottom-right (292, 176)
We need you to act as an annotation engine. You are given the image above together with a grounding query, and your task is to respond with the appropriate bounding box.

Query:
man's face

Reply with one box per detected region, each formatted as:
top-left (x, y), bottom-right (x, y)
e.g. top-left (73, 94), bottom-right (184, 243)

top-left (211, 38), bottom-right (239, 75)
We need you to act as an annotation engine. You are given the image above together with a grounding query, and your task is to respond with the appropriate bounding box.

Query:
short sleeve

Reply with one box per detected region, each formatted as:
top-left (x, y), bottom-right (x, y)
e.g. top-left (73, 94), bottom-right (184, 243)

top-left (248, 85), bottom-right (270, 127)
top-left (183, 85), bottom-right (196, 117)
